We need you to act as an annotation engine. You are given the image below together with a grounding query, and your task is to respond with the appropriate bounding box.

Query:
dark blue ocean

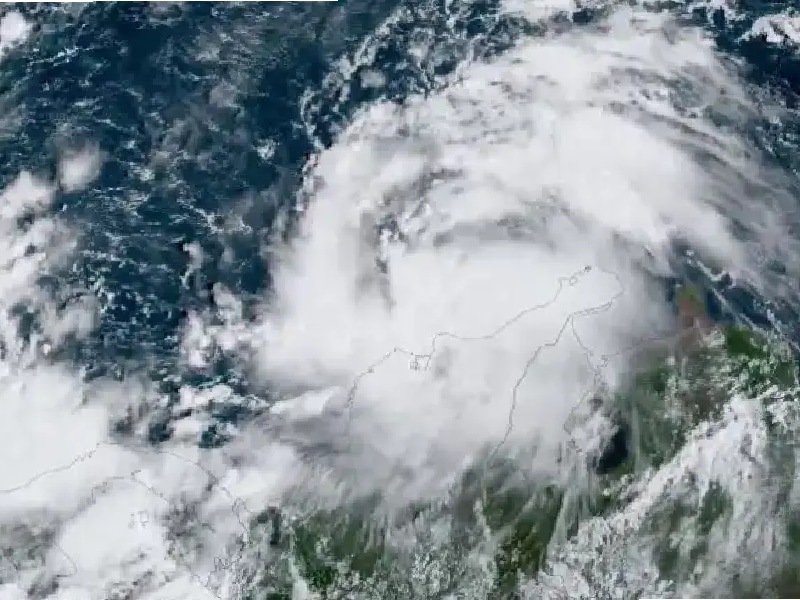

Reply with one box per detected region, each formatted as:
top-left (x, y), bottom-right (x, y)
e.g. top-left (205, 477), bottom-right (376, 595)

top-left (1, 0), bottom-right (797, 446)
top-left (2, 2), bottom-right (800, 598)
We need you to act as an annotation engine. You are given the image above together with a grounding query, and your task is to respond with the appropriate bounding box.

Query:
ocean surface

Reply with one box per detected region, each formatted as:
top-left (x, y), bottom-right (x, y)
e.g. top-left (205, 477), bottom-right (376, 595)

top-left (2, 1), bottom-right (800, 598)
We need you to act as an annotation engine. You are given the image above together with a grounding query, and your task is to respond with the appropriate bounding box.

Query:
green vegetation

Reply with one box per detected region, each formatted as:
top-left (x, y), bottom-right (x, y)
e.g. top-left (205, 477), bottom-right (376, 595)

top-left (675, 284), bottom-right (705, 313)
top-left (607, 316), bottom-right (797, 480)
top-left (723, 325), bottom-right (766, 360)
top-left (484, 484), bottom-right (564, 595)
top-left (648, 482), bottom-right (732, 585)
top-left (636, 363), bottom-right (672, 396)
top-left (241, 286), bottom-right (800, 599)
top-left (293, 508), bottom-right (388, 592)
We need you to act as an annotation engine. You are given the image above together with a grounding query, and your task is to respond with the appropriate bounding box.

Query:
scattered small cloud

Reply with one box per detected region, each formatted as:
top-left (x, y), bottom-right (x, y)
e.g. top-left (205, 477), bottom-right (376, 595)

top-left (58, 147), bottom-right (103, 193)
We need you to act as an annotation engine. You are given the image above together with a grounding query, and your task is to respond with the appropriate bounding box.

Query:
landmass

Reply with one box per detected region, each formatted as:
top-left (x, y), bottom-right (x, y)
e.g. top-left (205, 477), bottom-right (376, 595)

top-left (251, 281), bottom-right (800, 599)
top-left (3, 279), bottom-right (798, 600)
